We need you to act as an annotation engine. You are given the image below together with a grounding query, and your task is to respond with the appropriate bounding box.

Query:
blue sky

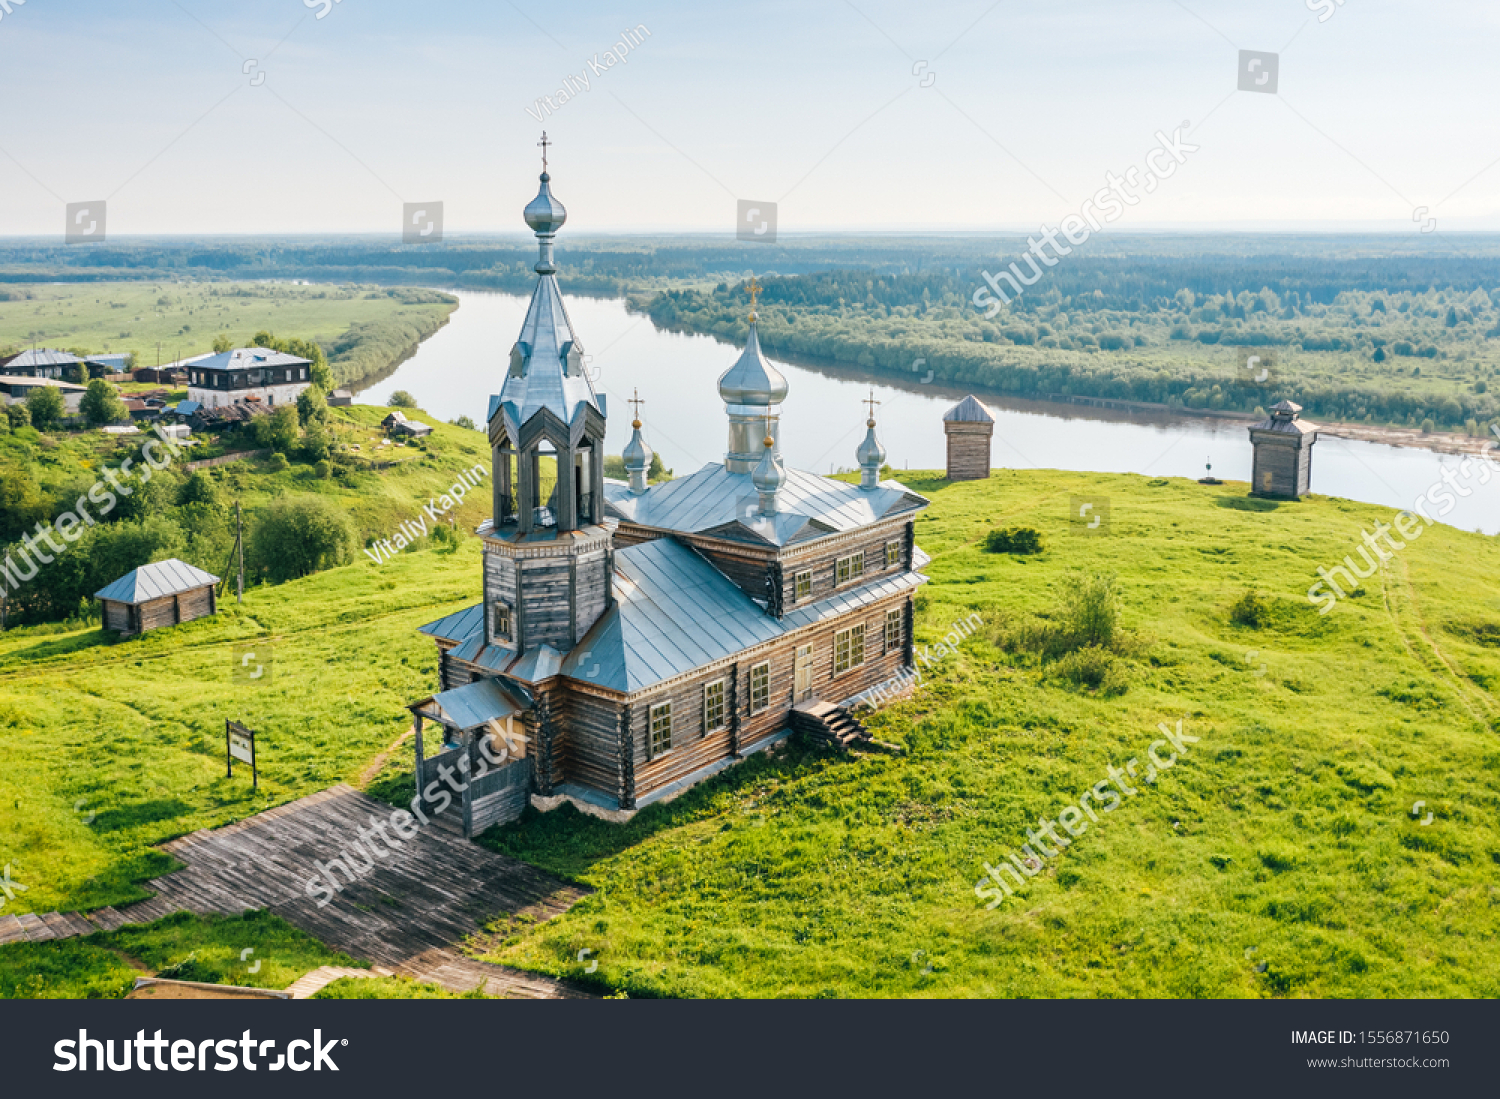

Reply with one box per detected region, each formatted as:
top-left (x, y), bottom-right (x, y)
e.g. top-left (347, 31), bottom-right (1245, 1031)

top-left (2, 0), bottom-right (1499, 236)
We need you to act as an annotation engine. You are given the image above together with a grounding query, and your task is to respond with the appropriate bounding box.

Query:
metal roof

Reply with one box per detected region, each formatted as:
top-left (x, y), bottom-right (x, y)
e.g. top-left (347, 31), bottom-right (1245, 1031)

top-left (0, 375), bottom-right (86, 393)
top-left (418, 602), bottom-right (486, 644)
top-left (717, 322), bottom-right (788, 406)
top-left (2, 348), bottom-right (82, 368)
top-left (94, 558), bottom-right (219, 604)
top-left (559, 538), bottom-right (926, 694)
top-left (1251, 401), bottom-right (1319, 436)
top-left (604, 462), bottom-right (927, 547)
top-left (190, 348), bottom-right (311, 372)
top-left (493, 275), bottom-right (602, 435)
top-left (423, 678), bottom-right (521, 731)
top-left (942, 395), bottom-right (996, 423)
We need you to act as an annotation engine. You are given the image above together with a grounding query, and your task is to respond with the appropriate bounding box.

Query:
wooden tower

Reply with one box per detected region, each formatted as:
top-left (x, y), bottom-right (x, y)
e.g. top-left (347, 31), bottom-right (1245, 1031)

top-left (942, 395), bottom-right (995, 480)
top-left (1248, 400), bottom-right (1319, 498)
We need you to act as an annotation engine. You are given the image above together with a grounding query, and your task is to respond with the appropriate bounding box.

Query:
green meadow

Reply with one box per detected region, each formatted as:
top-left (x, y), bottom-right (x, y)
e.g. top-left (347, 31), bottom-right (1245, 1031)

top-left (1, 468), bottom-right (1497, 997)
top-left (0, 281), bottom-right (455, 386)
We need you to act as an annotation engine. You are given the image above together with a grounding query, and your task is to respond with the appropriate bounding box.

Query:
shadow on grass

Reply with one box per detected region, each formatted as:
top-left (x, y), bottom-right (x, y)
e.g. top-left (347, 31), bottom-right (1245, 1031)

top-left (91, 798), bottom-right (195, 834)
top-left (0, 630), bottom-right (114, 664)
top-left (1216, 496), bottom-right (1282, 513)
top-left (462, 736), bottom-right (840, 881)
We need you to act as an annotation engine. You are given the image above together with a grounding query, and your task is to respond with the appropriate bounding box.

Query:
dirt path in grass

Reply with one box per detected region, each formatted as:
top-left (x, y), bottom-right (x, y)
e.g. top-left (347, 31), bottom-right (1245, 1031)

top-left (1382, 558), bottom-right (1495, 729)
top-left (356, 725), bottom-right (414, 789)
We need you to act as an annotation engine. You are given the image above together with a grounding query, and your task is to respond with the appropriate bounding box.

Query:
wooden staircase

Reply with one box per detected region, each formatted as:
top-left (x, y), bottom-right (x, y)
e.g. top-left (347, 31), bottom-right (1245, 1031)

top-left (790, 700), bottom-right (871, 750)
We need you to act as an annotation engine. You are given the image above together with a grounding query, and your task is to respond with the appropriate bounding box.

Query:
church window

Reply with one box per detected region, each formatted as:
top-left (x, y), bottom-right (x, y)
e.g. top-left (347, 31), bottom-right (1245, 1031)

top-left (836, 552), bottom-right (864, 586)
top-left (885, 541), bottom-right (901, 568)
top-left (749, 661), bottom-right (770, 713)
top-left (649, 702), bottom-right (673, 757)
top-left (492, 603), bottom-right (512, 642)
top-left (834, 624), bottom-right (865, 675)
top-left (884, 608), bottom-right (903, 652)
top-left (794, 570), bottom-right (812, 601)
top-left (703, 679), bottom-right (726, 733)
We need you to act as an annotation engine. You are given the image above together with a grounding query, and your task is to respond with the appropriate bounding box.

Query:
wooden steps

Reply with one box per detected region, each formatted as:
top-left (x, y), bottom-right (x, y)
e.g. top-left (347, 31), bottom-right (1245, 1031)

top-left (393, 947), bottom-right (594, 1000)
top-left (790, 700), bottom-right (871, 750)
top-left (284, 964), bottom-right (390, 1000)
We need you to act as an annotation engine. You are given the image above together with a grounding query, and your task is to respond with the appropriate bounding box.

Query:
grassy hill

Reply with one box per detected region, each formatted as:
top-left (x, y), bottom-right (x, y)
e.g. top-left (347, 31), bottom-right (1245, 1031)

top-left (1, 468), bottom-right (1496, 998)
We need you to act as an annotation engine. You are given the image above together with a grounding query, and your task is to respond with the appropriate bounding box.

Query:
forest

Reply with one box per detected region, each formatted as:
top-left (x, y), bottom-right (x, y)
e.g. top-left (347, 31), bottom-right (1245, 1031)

top-left (645, 258), bottom-right (1500, 434)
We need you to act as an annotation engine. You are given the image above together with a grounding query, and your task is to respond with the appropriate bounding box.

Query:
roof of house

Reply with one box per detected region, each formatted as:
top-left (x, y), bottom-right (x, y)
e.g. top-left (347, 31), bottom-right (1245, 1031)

top-left (94, 558), bottom-right (219, 604)
top-left (1, 348), bottom-right (82, 368)
top-left (604, 462), bottom-right (927, 548)
top-left (174, 400), bottom-right (202, 416)
top-left (419, 537), bottom-right (927, 696)
top-left (190, 348), bottom-right (311, 372)
top-left (942, 395), bottom-right (996, 423)
top-left (0, 375), bottom-right (86, 393)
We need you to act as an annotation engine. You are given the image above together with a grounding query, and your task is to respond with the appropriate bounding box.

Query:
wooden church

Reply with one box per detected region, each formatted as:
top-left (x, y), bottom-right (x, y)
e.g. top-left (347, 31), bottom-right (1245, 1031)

top-left (406, 156), bottom-right (932, 833)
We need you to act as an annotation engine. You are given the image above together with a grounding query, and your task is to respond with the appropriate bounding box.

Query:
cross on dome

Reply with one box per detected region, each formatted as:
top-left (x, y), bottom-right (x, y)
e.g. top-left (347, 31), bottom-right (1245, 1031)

top-left (745, 276), bottom-right (762, 321)
top-left (629, 387), bottom-right (645, 428)
top-left (538, 131), bottom-right (552, 171)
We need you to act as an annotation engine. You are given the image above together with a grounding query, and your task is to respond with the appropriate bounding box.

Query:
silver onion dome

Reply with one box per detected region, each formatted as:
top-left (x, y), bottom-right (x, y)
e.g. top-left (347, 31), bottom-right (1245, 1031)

top-left (717, 322), bottom-right (788, 406)
top-left (751, 430), bottom-right (786, 513)
top-left (856, 417), bottom-right (887, 469)
top-left (623, 416), bottom-right (653, 495)
top-left (524, 172), bottom-right (567, 235)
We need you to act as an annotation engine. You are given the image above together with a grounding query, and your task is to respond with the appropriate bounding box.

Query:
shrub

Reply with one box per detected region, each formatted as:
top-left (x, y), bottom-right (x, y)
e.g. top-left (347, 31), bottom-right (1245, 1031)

top-left (254, 405), bottom-right (300, 454)
top-left (1061, 570), bottom-right (1121, 650)
top-left (1230, 589), bottom-right (1270, 628)
top-left (249, 496), bottom-right (355, 582)
top-left (313, 459), bottom-right (332, 479)
top-left (1056, 646), bottom-right (1120, 693)
top-left (450, 415), bottom-right (477, 431)
top-left (387, 390), bottom-right (419, 409)
top-left (80, 379), bottom-right (127, 426)
top-left (983, 526), bottom-right (1044, 555)
top-left (267, 453), bottom-right (290, 472)
top-left (24, 385), bottom-right (65, 430)
top-left (297, 385), bottom-right (328, 425)
top-left (5, 402), bottom-right (29, 429)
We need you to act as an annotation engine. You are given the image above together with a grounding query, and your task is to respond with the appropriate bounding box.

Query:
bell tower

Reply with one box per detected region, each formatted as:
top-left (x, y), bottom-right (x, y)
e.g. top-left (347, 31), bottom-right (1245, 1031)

top-left (482, 138), bottom-right (614, 661)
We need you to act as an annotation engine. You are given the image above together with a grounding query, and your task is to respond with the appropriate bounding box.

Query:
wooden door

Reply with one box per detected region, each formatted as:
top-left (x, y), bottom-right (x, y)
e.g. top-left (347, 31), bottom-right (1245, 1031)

top-left (794, 644), bottom-right (814, 701)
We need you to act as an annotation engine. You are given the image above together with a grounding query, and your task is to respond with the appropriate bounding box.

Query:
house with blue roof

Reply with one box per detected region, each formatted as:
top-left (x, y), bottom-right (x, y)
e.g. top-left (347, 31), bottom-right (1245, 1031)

top-left (405, 154), bottom-right (930, 833)
top-left (185, 347), bottom-right (313, 411)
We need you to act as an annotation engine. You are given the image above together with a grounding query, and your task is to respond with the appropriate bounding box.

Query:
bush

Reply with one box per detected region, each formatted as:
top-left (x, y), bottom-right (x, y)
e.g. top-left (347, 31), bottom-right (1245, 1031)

top-left (450, 415), bottom-right (477, 431)
top-left (1230, 589), bottom-right (1271, 628)
top-left (1061, 570), bottom-right (1122, 650)
top-left (267, 453), bottom-right (290, 472)
top-left (5, 402), bottom-right (29, 429)
top-left (313, 459), bottom-right (332, 479)
top-left (1055, 646), bottom-right (1133, 696)
top-left (249, 496), bottom-right (356, 582)
top-left (254, 405), bottom-right (300, 454)
top-left (24, 385), bottom-right (66, 430)
top-left (983, 526), bottom-right (1044, 555)
top-left (387, 390), bottom-right (419, 409)
top-left (80, 379), bottom-right (127, 426)
top-left (297, 385), bottom-right (328, 425)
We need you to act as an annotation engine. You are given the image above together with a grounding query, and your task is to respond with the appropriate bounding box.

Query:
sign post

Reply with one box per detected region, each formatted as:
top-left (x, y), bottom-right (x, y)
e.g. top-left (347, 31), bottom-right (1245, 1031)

top-left (226, 720), bottom-right (257, 790)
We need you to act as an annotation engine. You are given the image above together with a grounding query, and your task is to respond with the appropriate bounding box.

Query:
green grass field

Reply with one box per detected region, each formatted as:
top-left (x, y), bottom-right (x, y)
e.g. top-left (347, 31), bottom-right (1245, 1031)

top-left (0, 281), bottom-right (455, 385)
top-left (1, 468), bottom-right (1496, 997)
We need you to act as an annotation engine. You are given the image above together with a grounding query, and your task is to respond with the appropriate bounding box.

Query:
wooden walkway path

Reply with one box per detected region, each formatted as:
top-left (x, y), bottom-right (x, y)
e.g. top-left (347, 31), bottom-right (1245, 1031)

top-left (0, 785), bottom-right (593, 999)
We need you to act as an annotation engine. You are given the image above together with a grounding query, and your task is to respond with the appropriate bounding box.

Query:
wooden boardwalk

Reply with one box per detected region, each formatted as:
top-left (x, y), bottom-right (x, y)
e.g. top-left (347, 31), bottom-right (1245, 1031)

top-left (0, 785), bottom-right (593, 999)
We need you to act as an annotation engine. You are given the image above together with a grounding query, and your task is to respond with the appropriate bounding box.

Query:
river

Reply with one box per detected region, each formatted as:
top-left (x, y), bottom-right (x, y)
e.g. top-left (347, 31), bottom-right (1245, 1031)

top-left (355, 290), bottom-right (1500, 536)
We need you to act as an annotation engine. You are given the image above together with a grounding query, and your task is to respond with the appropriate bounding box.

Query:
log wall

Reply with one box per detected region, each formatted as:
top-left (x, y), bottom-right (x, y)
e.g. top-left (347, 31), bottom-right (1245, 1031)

top-left (945, 422), bottom-right (993, 480)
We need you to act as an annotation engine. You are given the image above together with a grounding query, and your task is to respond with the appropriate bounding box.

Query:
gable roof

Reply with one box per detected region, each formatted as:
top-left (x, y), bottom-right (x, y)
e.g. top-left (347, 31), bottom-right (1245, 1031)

top-left (604, 462), bottom-right (927, 548)
top-left (420, 677), bottom-right (524, 731)
top-left (493, 275), bottom-right (602, 435)
top-left (943, 395), bottom-right (996, 423)
top-left (1, 348), bottom-right (82, 368)
top-left (95, 558), bottom-right (219, 604)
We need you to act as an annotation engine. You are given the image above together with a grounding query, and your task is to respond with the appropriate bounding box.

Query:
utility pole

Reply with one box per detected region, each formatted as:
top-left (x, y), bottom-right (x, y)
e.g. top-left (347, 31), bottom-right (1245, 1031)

top-left (236, 500), bottom-right (245, 604)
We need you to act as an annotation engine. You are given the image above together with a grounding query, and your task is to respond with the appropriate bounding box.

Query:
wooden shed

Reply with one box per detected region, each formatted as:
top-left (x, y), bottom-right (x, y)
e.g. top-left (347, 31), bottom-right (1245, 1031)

top-left (95, 559), bottom-right (220, 636)
top-left (1249, 400), bottom-right (1319, 499)
top-left (942, 395), bottom-right (996, 480)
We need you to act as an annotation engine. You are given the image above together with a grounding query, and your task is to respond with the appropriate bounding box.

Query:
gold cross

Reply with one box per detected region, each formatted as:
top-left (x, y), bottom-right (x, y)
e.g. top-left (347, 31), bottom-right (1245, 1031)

top-left (538, 131), bottom-right (552, 171)
top-left (745, 276), bottom-right (762, 320)
top-left (628, 388), bottom-right (645, 421)
top-left (863, 388), bottom-right (881, 421)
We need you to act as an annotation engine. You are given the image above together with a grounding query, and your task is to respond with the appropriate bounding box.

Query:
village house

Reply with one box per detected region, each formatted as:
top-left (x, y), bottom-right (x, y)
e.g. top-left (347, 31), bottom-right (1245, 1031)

top-left (404, 158), bottom-right (931, 835)
top-left (0, 348), bottom-right (81, 380)
top-left (185, 347), bottom-right (313, 410)
top-left (0, 375), bottom-right (88, 415)
top-left (96, 559), bottom-right (220, 636)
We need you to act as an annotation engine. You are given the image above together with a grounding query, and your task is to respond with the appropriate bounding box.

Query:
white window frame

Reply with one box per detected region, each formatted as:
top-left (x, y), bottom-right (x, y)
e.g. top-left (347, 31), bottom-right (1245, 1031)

top-left (836, 552), bottom-right (865, 587)
top-left (703, 678), bottom-right (726, 733)
top-left (649, 701), bottom-right (673, 758)
top-left (884, 608), bottom-right (903, 653)
top-left (834, 624), bottom-right (866, 676)
top-left (749, 661), bottom-right (771, 714)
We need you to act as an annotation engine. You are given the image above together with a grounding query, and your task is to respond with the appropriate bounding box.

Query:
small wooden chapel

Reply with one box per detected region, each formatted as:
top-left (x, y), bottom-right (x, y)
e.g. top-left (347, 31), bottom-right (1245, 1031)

top-left (406, 144), bottom-right (932, 834)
